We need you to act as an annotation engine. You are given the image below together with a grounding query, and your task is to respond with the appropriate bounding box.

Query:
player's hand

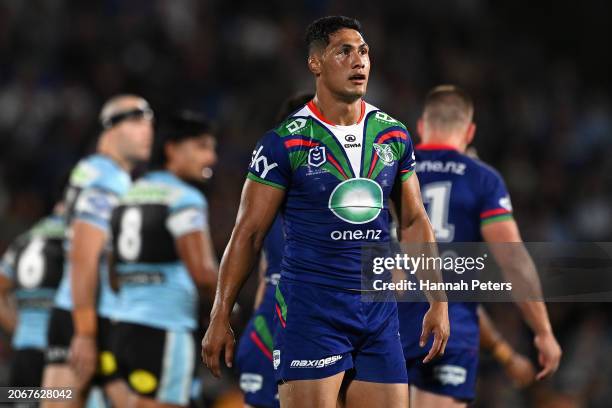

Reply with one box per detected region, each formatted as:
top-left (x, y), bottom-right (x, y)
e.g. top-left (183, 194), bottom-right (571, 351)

top-left (533, 331), bottom-right (562, 380)
top-left (202, 316), bottom-right (235, 378)
top-left (503, 352), bottom-right (536, 388)
top-left (420, 301), bottom-right (449, 363)
top-left (69, 334), bottom-right (98, 387)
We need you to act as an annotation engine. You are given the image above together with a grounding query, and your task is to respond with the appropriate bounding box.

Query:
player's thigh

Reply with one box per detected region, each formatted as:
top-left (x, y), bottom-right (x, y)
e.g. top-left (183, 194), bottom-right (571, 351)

top-left (344, 380), bottom-right (408, 408)
top-left (278, 371), bottom-right (345, 408)
top-left (113, 322), bottom-right (195, 407)
top-left (410, 386), bottom-right (466, 408)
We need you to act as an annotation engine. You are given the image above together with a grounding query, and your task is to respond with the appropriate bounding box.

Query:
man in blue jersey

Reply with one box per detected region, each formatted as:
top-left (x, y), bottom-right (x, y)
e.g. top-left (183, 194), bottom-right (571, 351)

top-left (203, 16), bottom-right (449, 408)
top-left (109, 112), bottom-right (218, 407)
top-left (235, 93), bottom-right (313, 408)
top-left (42, 95), bottom-right (154, 407)
top-left (0, 202), bottom-right (65, 387)
top-left (397, 85), bottom-right (562, 407)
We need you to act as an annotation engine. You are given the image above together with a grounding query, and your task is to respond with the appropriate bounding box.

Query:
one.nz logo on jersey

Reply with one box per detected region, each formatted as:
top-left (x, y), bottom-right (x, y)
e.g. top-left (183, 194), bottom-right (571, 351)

top-left (328, 178), bottom-right (383, 224)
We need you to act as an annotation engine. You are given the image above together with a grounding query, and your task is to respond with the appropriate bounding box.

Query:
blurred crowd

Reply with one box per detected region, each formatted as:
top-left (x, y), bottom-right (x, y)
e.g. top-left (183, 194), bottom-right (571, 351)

top-left (0, 0), bottom-right (611, 406)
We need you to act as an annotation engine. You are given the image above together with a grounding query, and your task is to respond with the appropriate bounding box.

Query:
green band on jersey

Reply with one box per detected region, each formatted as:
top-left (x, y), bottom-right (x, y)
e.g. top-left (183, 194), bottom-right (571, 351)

top-left (275, 285), bottom-right (287, 321)
top-left (247, 173), bottom-right (286, 190)
top-left (481, 214), bottom-right (513, 226)
top-left (400, 170), bottom-right (414, 182)
top-left (253, 315), bottom-right (274, 352)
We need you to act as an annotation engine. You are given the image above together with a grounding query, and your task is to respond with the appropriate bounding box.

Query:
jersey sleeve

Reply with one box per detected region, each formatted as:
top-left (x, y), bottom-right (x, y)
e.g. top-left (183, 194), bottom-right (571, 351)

top-left (0, 245), bottom-right (17, 280)
top-left (398, 129), bottom-right (416, 181)
top-left (166, 188), bottom-right (207, 238)
top-left (73, 187), bottom-right (121, 231)
top-left (246, 131), bottom-right (291, 190)
top-left (479, 168), bottom-right (513, 226)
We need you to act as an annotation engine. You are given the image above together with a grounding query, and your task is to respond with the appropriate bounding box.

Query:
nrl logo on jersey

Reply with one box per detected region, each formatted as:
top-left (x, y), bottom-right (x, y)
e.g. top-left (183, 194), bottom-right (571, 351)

top-left (373, 143), bottom-right (395, 166)
top-left (308, 146), bottom-right (326, 167)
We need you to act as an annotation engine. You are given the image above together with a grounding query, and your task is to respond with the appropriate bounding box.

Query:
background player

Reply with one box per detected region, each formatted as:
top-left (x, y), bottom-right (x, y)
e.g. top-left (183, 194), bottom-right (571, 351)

top-left (42, 95), bottom-right (154, 407)
top-left (109, 111), bottom-right (218, 407)
top-left (203, 16), bottom-right (449, 408)
top-left (235, 93), bottom-right (313, 408)
top-left (397, 85), bottom-right (561, 407)
top-left (0, 200), bottom-right (65, 387)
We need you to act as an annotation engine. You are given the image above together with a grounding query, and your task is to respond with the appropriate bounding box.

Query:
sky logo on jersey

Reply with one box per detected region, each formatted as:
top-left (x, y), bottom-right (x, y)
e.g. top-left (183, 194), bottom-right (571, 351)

top-left (329, 178), bottom-right (383, 224)
top-left (250, 146), bottom-right (278, 179)
top-left (373, 143), bottom-right (395, 166)
top-left (308, 146), bottom-right (326, 167)
top-left (290, 355), bottom-right (343, 368)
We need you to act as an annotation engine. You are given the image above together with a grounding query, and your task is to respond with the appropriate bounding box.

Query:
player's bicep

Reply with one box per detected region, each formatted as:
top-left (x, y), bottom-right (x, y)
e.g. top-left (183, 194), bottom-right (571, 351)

top-left (70, 220), bottom-right (108, 266)
top-left (235, 179), bottom-right (285, 242)
top-left (481, 218), bottom-right (522, 243)
top-left (399, 173), bottom-right (429, 228)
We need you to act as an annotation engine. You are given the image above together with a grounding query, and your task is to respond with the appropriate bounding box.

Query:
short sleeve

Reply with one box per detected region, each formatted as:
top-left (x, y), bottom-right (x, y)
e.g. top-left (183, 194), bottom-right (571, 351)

top-left (74, 187), bottom-right (120, 231)
top-left (479, 169), bottom-right (513, 226)
top-left (0, 245), bottom-right (17, 280)
top-left (166, 188), bottom-right (208, 238)
top-left (398, 130), bottom-right (416, 181)
top-left (246, 131), bottom-right (291, 190)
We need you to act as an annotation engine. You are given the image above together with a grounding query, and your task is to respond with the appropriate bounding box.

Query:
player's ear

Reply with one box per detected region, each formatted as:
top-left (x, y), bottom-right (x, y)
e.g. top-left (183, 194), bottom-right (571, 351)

top-left (465, 122), bottom-right (476, 145)
top-left (308, 53), bottom-right (322, 76)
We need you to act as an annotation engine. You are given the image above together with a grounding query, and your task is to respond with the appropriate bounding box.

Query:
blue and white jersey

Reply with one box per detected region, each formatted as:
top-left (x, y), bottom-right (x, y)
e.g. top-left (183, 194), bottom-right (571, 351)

top-left (54, 154), bottom-right (131, 318)
top-left (0, 216), bottom-right (65, 350)
top-left (398, 144), bottom-right (513, 357)
top-left (110, 171), bottom-right (208, 331)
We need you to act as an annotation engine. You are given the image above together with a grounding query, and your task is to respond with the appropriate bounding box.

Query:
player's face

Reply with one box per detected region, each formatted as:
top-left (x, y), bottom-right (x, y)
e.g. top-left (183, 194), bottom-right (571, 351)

top-left (173, 135), bottom-right (217, 181)
top-left (116, 115), bottom-right (154, 163)
top-left (319, 29), bottom-right (370, 100)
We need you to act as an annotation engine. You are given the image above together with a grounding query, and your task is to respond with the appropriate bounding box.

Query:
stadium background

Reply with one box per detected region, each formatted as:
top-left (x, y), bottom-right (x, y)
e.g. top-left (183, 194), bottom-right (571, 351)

top-left (0, 0), bottom-right (611, 406)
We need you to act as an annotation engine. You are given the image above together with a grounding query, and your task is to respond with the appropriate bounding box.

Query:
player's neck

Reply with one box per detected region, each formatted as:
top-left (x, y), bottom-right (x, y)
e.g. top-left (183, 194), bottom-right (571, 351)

top-left (420, 134), bottom-right (465, 152)
top-left (312, 91), bottom-right (363, 126)
top-left (98, 146), bottom-right (133, 172)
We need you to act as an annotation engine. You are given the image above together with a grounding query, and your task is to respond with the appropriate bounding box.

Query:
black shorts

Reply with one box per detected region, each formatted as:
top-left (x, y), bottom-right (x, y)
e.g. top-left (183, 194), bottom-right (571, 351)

top-left (10, 348), bottom-right (45, 387)
top-left (111, 321), bottom-right (196, 406)
top-left (46, 307), bottom-right (119, 383)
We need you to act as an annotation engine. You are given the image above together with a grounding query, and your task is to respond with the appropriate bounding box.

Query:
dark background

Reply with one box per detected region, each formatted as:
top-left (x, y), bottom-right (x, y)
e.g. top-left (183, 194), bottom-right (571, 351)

top-left (1, 0), bottom-right (611, 406)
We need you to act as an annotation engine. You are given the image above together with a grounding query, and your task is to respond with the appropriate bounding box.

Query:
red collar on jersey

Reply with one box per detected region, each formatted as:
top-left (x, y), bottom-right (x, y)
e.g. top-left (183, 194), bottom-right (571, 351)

top-left (307, 99), bottom-right (366, 126)
top-left (416, 143), bottom-right (459, 151)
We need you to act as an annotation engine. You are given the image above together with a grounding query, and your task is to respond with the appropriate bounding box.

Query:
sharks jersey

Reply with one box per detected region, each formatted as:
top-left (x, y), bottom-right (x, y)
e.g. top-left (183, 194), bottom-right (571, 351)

top-left (54, 154), bottom-right (131, 318)
top-left (0, 216), bottom-right (65, 350)
top-left (247, 100), bottom-right (415, 289)
top-left (399, 144), bottom-right (513, 357)
top-left (110, 171), bottom-right (207, 331)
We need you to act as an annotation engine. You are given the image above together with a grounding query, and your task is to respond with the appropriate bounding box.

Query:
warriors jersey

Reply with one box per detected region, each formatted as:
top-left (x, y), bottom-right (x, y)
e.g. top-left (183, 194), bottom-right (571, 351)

top-left (247, 100), bottom-right (415, 289)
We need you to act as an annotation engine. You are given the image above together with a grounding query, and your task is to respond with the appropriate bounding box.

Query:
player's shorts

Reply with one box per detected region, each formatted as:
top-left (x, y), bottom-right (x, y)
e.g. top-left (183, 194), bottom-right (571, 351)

top-left (406, 348), bottom-right (479, 402)
top-left (111, 321), bottom-right (196, 406)
top-left (273, 278), bottom-right (408, 384)
top-left (236, 289), bottom-right (278, 408)
top-left (10, 348), bottom-right (45, 386)
top-left (46, 307), bottom-right (119, 384)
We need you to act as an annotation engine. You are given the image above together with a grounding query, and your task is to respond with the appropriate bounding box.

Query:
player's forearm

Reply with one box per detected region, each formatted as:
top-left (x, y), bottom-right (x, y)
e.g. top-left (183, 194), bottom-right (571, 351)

top-left (516, 301), bottom-right (553, 335)
top-left (70, 247), bottom-right (100, 336)
top-left (400, 213), bottom-right (446, 303)
top-left (210, 226), bottom-right (265, 321)
top-left (0, 291), bottom-right (16, 334)
top-left (478, 306), bottom-right (502, 350)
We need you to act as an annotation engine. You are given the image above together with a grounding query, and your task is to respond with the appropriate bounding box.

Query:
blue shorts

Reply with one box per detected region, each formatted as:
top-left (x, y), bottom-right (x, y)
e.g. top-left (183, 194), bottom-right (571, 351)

top-left (236, 286), bottom-right (279, 408)
top-left (406, 349), bottom-right (478, 401)
top-left (273, 278), bottom-right (407, 384)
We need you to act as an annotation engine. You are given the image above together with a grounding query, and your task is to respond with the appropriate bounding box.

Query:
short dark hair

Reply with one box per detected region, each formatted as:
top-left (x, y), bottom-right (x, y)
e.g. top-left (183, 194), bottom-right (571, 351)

top-left (423, 85), bottom-right (474, 129)
top-left (305, 16), bottom-right (362, 54)
top-left (150, 111), bottom-right (214, 168)
top-left (276, 92), bottom-right (314, 122)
